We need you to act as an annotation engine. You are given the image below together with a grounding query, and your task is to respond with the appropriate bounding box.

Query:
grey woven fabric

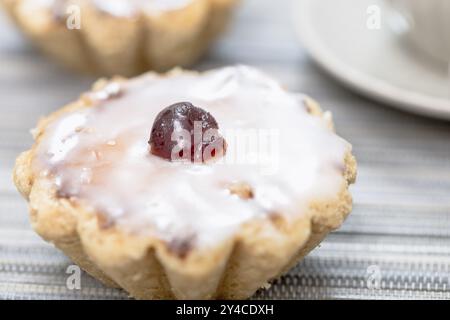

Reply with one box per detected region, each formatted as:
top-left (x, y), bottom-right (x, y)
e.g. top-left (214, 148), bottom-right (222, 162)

top-left (1, 0), bottom-right (450, 300)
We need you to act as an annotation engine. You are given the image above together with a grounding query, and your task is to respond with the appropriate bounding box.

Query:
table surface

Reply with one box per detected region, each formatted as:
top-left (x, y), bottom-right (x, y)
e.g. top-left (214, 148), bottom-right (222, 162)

top-left (1, 0), bottom-right (450, 300)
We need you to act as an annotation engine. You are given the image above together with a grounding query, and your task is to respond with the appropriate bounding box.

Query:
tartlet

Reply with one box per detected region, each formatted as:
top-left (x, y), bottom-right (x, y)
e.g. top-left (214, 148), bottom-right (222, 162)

top-left (2, 0), bottom-right (238, 76)
top-left (13, 66), bottom-right (357, 299)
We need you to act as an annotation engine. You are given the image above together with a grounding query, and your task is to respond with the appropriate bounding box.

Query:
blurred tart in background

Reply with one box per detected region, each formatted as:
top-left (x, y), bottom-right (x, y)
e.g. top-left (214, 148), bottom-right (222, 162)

top-left (1, 0), bottom-right (238, 76)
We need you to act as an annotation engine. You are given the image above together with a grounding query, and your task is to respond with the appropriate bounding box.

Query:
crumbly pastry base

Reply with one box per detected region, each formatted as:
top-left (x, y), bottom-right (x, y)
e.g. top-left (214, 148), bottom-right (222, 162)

top-left (13, 73), bottom-right (357, 300)
top-left (1, 0), bottom-right (238, 76)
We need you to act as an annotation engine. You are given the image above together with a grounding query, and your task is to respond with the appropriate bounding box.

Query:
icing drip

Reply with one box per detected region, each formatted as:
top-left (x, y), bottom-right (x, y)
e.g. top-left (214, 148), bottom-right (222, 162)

top-left (22, 0), bottom-right (194, 17)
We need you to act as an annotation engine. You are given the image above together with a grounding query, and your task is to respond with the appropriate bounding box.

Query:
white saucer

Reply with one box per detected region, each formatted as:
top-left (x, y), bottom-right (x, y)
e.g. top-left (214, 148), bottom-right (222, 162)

top-left (293, 0), bottom-right (450, 120)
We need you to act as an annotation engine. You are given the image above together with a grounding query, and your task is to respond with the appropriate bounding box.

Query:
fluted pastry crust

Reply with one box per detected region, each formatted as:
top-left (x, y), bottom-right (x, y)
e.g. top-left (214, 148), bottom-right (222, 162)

top-left (2, 0), bottom-right (238, 76)
top-left (13, 70), bottom-right (357, 300)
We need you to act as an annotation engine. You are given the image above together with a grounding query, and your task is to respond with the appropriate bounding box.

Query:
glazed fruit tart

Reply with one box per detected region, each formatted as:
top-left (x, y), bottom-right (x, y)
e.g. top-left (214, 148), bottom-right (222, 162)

top-left (13, 66), bottom-right (357, 299)
top-left (1, 0), bottom-right (238, 76)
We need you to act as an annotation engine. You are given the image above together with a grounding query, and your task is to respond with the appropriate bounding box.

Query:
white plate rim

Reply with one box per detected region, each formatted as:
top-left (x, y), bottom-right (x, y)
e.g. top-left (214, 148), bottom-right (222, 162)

top-left (292, 0), bottom-right (450, 120)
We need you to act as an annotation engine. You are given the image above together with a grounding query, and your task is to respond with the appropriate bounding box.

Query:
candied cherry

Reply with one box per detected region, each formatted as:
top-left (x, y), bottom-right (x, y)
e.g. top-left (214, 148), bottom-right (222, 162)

top-left (149, 102), bottom-right (226, 162)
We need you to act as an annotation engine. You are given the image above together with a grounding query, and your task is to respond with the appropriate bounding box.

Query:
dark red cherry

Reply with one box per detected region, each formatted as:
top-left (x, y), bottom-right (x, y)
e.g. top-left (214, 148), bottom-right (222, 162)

top-left (149, 102), bottom-right (226, 162)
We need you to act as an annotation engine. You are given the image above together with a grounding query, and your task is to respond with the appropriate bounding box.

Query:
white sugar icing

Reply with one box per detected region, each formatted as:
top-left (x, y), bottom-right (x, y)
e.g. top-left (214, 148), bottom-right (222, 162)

top-left (34, 66), bottom-right (351, 249)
